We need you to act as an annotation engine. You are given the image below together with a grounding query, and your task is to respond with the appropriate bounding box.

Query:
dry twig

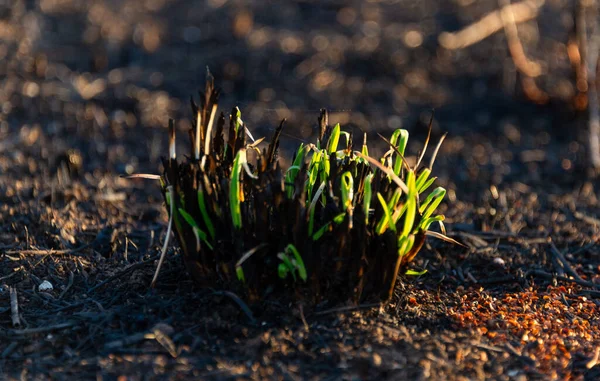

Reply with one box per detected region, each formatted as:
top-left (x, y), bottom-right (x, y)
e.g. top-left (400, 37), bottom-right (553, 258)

top-left (314, 303), bottom-right (381, 316)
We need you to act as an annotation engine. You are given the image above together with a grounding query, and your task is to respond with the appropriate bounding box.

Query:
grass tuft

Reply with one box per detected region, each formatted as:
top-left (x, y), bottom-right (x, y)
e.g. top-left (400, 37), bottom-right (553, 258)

top-left (145, 74), bottom-right (460, 304)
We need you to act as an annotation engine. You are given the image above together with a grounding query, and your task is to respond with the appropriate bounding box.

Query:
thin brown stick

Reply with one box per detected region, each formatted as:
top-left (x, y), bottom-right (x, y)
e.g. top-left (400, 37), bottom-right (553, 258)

top-left (438, 0), bottom-right (544, 50)
top-left (587, 347), bottom-right (600, 369)
top-left (549, 241), bottom-right (589, 285)
top-left (10, 287), bottom-right (20, 327)
top-left (298, 303), bottom-right (310, 332)
top-left (525, 269), bottom-right (599, 289)
top-left (58, 271), bottom-right (75, 300)
top-left (12, 322), bottom-right (77, 335)
top-left (6, 242), bottom-right (91, 256)
top-left (314, 303), bottom-right (381, 316)
top-left (574, 211), bottom-right (600, 226)
top-left (88, 254), bottom-right (159, 293)
top-left (212, 291), bottom-right (256, 323)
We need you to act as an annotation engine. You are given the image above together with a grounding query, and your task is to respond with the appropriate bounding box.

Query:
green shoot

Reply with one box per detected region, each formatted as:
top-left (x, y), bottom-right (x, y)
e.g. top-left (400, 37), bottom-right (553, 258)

top-left (363, 173), bottom-right (373, 224)
top-left (178, 208), bottom-right (214, 250)
top-left (277, 244), bottom-right (307, 282)
top-left (197, 189), bottom-right (216, 240)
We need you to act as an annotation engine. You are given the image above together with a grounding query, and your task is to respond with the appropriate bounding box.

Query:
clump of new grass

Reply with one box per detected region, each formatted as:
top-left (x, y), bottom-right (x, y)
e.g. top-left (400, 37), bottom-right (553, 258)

top-left (144, 72), bottom-right (460, 305)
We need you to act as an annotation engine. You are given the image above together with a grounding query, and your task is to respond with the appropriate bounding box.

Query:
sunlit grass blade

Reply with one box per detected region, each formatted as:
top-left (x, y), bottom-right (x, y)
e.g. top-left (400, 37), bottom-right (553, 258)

top-left (415, 168), bottom-right (431, 193)
top-left (376, 192), bottom-right (396, 234)
top-left (327, 123), bottom-right (341, 154)
top-left (419, 187), bottom-right (446, 219)
top-left (405, 269), bottom-right (427, 276)
top-left (401, 170), bottom-right (417, 239)
top-left (307, 150), bottom-right (322, 197)
top-left (398, 234), bottom-right (415, 257)
top-left (418, 176), bottom-right (437, 194)
top-left (230, 149), bottom-right (244, 229)
top-left (419, 214), bottom-right (445, 231)
top-left (389, 129), bottom-right (409, 176)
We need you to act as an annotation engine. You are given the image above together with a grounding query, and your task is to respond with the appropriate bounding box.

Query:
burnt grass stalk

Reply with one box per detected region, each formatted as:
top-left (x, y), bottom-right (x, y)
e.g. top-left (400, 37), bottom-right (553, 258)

top-left (144, 72), bottom-right (460, 306)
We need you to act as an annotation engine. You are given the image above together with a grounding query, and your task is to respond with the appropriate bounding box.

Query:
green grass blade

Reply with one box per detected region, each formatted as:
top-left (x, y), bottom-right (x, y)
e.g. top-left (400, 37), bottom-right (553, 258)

top-left (415, 168), bottom-right (431, 193)
top-left (333, 212), bottom-right (346, 224)
top-left (285, 144), bottom-right (306, 198)
top-left (418, 176), bottom-right (437, 194)
top-left (405, 269), bottom-right (427, 276)
top-left (178, 208), bottom-right (214, 250)
top-left (419, 187), bottom-right (446, 218)
top-left (419, 215), bottom-right (445, 231)
top-left (236, 267), bottom-right (246, 283)
top-left (278, 263), bottom-right (289, 279)
top-left (398, 234), bottom-right (415, 257)
top-left (197, 189), bottom-right (215, 240)
top-left (277, 252), bottom-right (296, 281)
top-left (312, 212), bottom-right (346, 241)
top-left (390, 129), bottom-right (409, 176)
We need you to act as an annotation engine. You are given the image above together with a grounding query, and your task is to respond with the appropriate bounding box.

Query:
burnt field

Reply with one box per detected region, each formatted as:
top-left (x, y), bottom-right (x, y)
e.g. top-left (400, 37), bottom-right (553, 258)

top-left (1, 1), bottom-right (599, 380)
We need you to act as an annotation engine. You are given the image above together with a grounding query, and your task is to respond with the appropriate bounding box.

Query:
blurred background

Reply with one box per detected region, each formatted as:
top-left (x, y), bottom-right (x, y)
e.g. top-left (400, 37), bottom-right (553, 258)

top-left (0, 0), bottom-right (594, 203)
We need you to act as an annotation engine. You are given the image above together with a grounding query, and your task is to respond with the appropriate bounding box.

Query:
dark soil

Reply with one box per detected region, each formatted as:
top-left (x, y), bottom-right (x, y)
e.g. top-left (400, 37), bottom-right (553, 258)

top-left (1, 0), bottom-right (599, 380)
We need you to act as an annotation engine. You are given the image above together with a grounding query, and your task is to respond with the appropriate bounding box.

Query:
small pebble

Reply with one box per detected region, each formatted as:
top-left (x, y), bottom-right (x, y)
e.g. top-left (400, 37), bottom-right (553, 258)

top-left (373, 353), bottom-right (382, 367)
top-left (39, 280), bottom-right (53, 291)
top-left (493, 257), bottom-right (506, 267)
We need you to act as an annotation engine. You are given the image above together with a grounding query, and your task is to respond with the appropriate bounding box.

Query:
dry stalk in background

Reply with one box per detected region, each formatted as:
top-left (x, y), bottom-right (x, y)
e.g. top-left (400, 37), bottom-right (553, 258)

top-left (498, 0), bottom-right (542, 77)
top-left (498, 0), bottom-right (548, 103)
top-left (577, 0), bottom-right (600, 169)
top-left (438, 0), bottom-right (545, 50)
